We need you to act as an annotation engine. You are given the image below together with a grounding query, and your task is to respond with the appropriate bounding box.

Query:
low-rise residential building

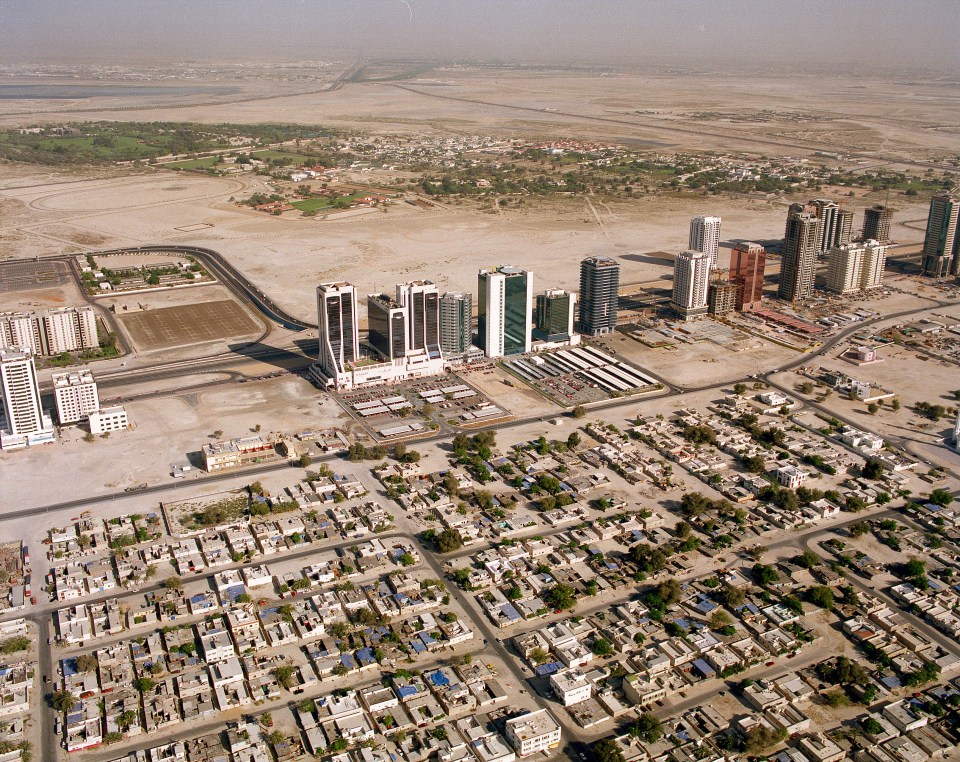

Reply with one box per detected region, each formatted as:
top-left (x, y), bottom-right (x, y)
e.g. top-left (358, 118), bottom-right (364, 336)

top-left (504, 709), bottom-right (561, 757)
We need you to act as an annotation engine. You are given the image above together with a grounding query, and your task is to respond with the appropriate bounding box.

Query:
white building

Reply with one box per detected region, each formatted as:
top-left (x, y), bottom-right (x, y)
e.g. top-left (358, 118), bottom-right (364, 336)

top-left (826, 240), bottom-right (887, 294)
top-left (53, 370), bottom-right (100, 424)
top-left (776, 465), bottom-right (809, 490)
top-left (954, 408), bottom-right (960, 452)
top-left (689, 215), bottom-right (722, 267)
top-left (548, 669), bottom-right (591, 706)
top-left (0, 348), bottom-right (55, 450)
top-left (504, 709), bottom-right (561, 757)
top-left (313, 280), bottom-right (444, 392)
top-left (88, 406), bottom-right (129, 435)
top-left (0, 306), bottom-right (98, 356)
top-left (478, 266), bottom-right (533, 358)
top-left (671, 250), bottom-right (711, 321)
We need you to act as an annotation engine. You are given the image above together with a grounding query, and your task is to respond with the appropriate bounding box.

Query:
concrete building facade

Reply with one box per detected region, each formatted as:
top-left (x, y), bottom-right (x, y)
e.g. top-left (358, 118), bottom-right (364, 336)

top-left (0, 348), bottom-right (55, 450)
top-left (689, 215), bottom-right (722, 267)
top-left (396, 280), bottom-right (441, 359)
top-left (671, 250), bottom-right (711, 321)
top-left (730, 242), bottom-right (766, 312)
top-left (862, 205), bottom-right (893, 243)
top-left (826, 241), bottom-right (887, 294)
top-left (504, 710), bottom-right (561, 757)
top-left (52, 370), bottom-right (100, 424)
top-left (578, 256), bottom-right (619, 336)
top-left (317, 282), bottom-right (360, 384)
top-left (779, 207), bottom-right (822, 303)
top-left (439, 292), bottom-right (472, 356)
top-left (0, 306), bottom-right (98, 357)
top-left (88, 406), bottom-right (129, 435)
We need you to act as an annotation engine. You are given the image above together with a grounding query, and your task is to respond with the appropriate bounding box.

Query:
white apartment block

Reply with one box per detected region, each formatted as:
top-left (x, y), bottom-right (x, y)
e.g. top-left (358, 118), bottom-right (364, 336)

top-left (53, 370), bottom-right (100, 424)
top-left (0, 306), bottom-right (98, 356)
top-left (826, 240), bottom-right (886, 294)
top-left (689, 215), bottom-right (722, 267)
top-left (504, 709), bottom-right (561, 757)
top-left (88, 406), bottom-right (129, 435)
top-left (671, 249), bottom-right (711, 320)
top-left (0, 347), bottom-right (55, 450)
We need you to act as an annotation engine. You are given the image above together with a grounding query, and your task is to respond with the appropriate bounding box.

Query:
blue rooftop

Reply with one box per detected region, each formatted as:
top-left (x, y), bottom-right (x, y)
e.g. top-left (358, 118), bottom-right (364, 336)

top-left (691, 658), bottom-right (715, 676)
top-left (428, 670), bottom-right (450, 687)
top-left (396, 685), bottom-right (419, 698)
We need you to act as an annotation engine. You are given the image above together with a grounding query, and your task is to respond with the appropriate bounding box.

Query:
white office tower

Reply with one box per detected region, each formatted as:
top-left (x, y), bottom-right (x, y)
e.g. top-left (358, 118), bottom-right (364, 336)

top-left (671, 250), bottom-right (711, 321)
top-left (689, 216), bottom-right (722, 267)
top-left (53, 370), bottom-right (100, 424)
top-left (396, 280), bottom-right (442, 359)
top-left (478, 266), bottom-right (533, 358)
top-left (826, 241), bottom-right (886, 294)
top-left (954, 408), bottom-right (960, 452)
top-left (316, 282), bottom-right (359, 387)
top-left (0, 348), bottom-right (55, 450)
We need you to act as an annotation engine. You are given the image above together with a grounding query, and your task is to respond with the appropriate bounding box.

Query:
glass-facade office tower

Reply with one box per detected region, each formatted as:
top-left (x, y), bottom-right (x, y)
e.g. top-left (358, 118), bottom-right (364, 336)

top-left (578, 256), bottom-right (619, 336)
top-left (440, 292), bottom-right (472, 356)
top-left (730, 242), bottom-right (766, 312)
top-left (317, 282), bottom-right (359, 376)
top-left (921, 194), bottom-right (959, 278)
top-left (478, 266), bottom-right (532, 358)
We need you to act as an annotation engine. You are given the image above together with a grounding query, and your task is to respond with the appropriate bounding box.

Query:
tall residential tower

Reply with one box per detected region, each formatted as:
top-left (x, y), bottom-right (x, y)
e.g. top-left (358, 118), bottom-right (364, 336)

top-left (778, 207), bottom-right (822, 303)
top-left (689, 216), bottom-right (722, 267)
top-left (578, 256), bottom-right (619, 336)
top-left (671, 250), bottom-right (711, 321)
top-left (0, 348), bottom-right (55, 450)
top-left (439, 292), bottom-right (472, 356)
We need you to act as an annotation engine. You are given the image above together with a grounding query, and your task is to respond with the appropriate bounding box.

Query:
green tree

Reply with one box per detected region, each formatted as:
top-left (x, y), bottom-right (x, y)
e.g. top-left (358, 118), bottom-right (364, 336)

top-left (434, 528), bottom-right (464, 553)
top-left (592, 739), bottom-right (626, 762)
top-left (807, 585), bottom-right (835, 610)
top-left (862, 459), bottom-right (884, 480)
top-left (543, 583), bottom-right (577, 611)
top-left (591, 638), bottom-right (614, 657)
top-left (571, 405), bottom-right (586, 419)
top-left (630, 713), bottom-right (664, 743)
top-left (796, 550), bottom-right (820, 569)
top-left (51, 690), bottom-right (76, 713)
top-left (930, 489), bottom-right (954, 507)
top-left (273, 665), bottom-right (294, 689)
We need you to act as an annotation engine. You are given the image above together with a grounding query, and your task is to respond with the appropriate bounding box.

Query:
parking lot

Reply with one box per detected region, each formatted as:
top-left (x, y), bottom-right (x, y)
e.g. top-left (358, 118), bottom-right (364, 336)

top-left (0, 259), bottom-right (72, 293)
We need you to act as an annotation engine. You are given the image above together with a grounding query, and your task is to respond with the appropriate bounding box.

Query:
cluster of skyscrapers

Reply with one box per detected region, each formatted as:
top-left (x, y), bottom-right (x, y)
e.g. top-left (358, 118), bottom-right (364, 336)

top-left (671, 202), bottom-right (893, 320)
top-left (314, 257), bottom-right (621, 391)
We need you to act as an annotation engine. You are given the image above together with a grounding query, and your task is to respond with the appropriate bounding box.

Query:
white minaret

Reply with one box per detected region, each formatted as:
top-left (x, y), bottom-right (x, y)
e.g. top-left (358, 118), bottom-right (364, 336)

top-left (0, 347), bottom-right (55, 449)
top-left (689, 216), bottom-right (722, 268)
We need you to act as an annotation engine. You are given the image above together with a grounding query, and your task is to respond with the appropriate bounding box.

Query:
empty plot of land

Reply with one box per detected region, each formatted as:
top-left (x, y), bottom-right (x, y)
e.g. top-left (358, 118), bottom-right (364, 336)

top-left (0, 260), bottom-right (71, 292)
top-left (118, 299), bottom-right (262, 350)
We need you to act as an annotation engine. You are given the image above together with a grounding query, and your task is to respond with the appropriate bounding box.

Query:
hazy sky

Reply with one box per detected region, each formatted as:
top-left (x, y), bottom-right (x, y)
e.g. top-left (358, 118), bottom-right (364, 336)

top-left (1, 0), bottom-right (958, 72)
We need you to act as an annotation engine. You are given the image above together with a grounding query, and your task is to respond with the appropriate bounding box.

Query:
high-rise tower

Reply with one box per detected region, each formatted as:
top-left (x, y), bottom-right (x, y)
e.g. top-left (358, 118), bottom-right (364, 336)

top-left (689, 216), bottom-right (722, 267)
top-left (478, 266), bottom-right (533, 358)
top-left (440, 292), bottom-right (472, 356)
top-left (671, 250), bottom-right (711, 321)
top-left (778, 208), bottom-right (822, 303)
top-left (396, 281), bottom-right (441, 359)
top-left (862, 205), bottom-right (893, 243)
top-left (921, 194), bottom-right (959, 278)
top-left (316, 282), bottom-right (359, 380)
top-left (730, 242), bottom-right (766, 312)
top-left (0, 347), bottom-right (55, 450)
top-left (578, 256), bottom-right (619, 336)
top-left (534, 290), bottom-right (576, 342)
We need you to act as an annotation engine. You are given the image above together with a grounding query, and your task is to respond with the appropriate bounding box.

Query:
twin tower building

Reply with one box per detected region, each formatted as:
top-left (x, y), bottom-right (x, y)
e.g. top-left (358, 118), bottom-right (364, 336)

top-left (313, 257), bottom-right (620, 391)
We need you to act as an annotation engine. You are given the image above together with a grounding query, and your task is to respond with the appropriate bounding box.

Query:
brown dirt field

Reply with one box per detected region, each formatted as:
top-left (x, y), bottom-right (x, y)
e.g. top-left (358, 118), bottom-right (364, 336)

top-left (118, 299), bottom-right (263, 351)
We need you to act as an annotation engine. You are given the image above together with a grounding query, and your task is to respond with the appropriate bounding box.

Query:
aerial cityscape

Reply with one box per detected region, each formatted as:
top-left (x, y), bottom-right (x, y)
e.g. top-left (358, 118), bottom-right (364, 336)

top-left (1, 2), bottom-right (960, 762)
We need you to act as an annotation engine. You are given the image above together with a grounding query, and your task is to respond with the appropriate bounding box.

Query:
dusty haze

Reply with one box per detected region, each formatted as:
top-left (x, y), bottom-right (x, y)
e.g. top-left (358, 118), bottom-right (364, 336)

top-left (1, 0), bottom-right (958, 72)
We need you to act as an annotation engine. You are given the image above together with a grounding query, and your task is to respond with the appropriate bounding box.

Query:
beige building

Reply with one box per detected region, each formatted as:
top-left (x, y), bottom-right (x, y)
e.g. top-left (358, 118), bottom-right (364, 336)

top-left (504, 709), bottom-right (561, 757)
top-left (826, 240), bottom-right (886, 294)
top-left (0, 306), bottom-right (98, 356)
top-left (88, 406), bottom-right (129, 435)
top-left (202, 435), bottom-right (277, 471)
top-left (53, 370), bottom-right (100, 424)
